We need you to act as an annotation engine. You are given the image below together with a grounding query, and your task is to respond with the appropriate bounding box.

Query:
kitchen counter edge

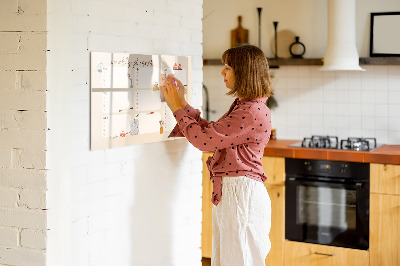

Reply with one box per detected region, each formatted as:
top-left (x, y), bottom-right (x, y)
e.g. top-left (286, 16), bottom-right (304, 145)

top-left (263, 139), bottom-right (400, 165)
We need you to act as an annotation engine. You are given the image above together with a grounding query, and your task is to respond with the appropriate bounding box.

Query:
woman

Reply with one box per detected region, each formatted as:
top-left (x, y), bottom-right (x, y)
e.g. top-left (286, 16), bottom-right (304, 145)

top-left (161, 44), bottom-right (273, 266)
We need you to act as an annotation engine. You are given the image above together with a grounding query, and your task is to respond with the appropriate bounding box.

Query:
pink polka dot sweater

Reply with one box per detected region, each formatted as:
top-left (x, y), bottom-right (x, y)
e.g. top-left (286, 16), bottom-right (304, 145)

top-left (169, 97), bottom-right (271, 206)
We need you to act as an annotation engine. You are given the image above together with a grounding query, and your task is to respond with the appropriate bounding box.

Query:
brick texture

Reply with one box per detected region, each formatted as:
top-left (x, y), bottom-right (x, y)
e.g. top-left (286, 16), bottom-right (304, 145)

top-left (0, 0), bottom-right (47, 264)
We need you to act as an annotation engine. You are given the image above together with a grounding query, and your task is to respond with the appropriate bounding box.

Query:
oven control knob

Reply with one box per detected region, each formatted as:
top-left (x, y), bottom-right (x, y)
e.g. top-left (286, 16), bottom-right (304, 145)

top-left (340, 164), bottom-right (347, 174)
top-left (304, 161), bottom-right (312, 171)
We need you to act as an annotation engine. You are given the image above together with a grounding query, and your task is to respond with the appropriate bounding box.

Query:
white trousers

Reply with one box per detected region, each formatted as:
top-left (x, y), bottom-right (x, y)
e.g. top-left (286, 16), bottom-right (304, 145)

top-left (212, 176), bottom-right (271, 266)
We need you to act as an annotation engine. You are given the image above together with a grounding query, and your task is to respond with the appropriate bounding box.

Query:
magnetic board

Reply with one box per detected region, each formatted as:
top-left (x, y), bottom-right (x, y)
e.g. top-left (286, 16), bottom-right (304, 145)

top-left (90, 52), bottom-right (191, 150)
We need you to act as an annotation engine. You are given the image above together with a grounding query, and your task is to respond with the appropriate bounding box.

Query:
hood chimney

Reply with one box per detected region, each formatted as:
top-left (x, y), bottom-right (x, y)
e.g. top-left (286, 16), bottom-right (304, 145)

top-left (320, 0), bottom-right (365, 71)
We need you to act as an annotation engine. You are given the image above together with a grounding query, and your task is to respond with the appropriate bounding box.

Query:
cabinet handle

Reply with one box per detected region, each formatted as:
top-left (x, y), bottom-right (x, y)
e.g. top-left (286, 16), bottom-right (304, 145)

top-left (314, 252), bottom-right (335, 257)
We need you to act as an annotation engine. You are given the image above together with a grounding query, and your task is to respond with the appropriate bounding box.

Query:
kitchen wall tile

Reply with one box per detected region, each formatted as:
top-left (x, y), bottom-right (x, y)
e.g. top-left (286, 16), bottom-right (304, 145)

top-left (287, 113), bottom-right (300, 127)
top-left (323, 86), bottom-right (336, 103)
top-left (323, 103), bottom-right (336, 115)
top-left (374, 77), bottom-right (388, 91)
top-left (273, 76), bottom-right (286, 90)
top-left (388, 131), bottom-right (400, 143)
top-left (389, 104), bottom-right (400, 117)
top-left (311, 102), bottom-right (324, 113)
top-left (348, 103), bottom-right (362, 116)
top-left (335, 72), bottom-right (349, 90)
top-left (348, 90), bottom-right (362, 103)
top-left (310, 77), bottom-right (324, 89)
top-left (311, 114), bottom-right (324, 128)
top-left (336, 90), bottom-right (349, 103)
top-left (336, 115), bottom-right (349, 128)
top-left (388, 91), bottom-right (400, 104)
top-left (348, 71), bottom-right (362, 90)
top-left (388, 75), bottom-right (400, 91)
top-left (336, 128), bottom-right (349, 140)
top-left (349, 128), bottom-right (362, 137)
top-left (322, 70), bottom-right (335, 78)
top-left (387, 65), bottom-right (400, 76)
top-left (362, 116), bottom-right (375, 130)
top-left (362, 129), bottom-right (375, 138)
top-left (311, 86), bottom-right (323, 101)
top-left (374, 90), bottom-right (388, 104)
top-left (361, 90), bottom-right (375, 103)
top-left (285, 66), bottom-right (298, 77)
top-left (374, 130), bottom-right (389, 144)
top-left (388, 117), bottom-right (400, 131)
top-left (361, 74), bottom-right (374, 91)
top-left (298, 67), bottom-right (311, 78)
top-left (298, 102), bottom-right (312, 115)
top-left (374, 65), bottom-right (388, 77)
top-left (206, 65), bottom-right (400, 144)
top-left (323, 115), bottom-right (336, 129)
top-left (362, 104), bottom-right (375, 117)
top-left (286, 126), bottom-right (301, 139)
top-left (362, 65), bottom-right (375, 74)
top-left (286, 77), bottom-right (299, 89)
top-left (375, 104), bottom-right (389, 117)
top-left (273, 67), bottom-right (286, 78)
top-left (310, 66), bottom-right (323, 77)
top-left (298, 77), bottom-right (311, 89)
top-left (311, 127), bottom-right (325, 136)
top-left (296, 127), bottom-right (312, 138)
top-left (374, 117), bottom-right (389, 130)
top-left (324, 127), bottom-right (337, 136)
top-left (336, 103), bottom-right (349, 116)
top-left (349, 116), bottom-right (362, 129)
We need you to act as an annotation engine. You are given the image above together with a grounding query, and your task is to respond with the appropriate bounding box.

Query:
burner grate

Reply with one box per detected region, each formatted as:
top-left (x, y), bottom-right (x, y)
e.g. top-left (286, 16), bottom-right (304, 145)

top-left (301, 135), bottom-right (339, 149)
top-left (340, 137), bottom-right (377, 151)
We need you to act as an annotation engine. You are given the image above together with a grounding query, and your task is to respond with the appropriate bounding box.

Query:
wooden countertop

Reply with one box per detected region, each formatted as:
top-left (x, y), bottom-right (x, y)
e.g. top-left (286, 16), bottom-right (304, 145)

top-left (263, 139), bottom-right (400, 165)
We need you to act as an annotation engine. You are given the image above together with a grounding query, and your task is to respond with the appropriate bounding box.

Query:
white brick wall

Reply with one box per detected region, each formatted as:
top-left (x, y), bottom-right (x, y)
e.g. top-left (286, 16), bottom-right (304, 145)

top-left (46, 1), bottom-right (203, 266)
top-left (0, 0), bottom-right (48, 265)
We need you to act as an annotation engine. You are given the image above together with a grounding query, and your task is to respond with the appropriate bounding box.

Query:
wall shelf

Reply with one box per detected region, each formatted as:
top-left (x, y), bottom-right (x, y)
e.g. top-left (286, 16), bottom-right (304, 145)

top-left (203, 57), bottom-right (400, 67)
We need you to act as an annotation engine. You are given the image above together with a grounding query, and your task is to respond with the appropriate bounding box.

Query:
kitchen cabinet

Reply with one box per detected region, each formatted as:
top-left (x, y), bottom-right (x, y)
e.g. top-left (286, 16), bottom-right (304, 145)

top-left (370, 163), bottom-right (400, 195)
top-left (261, 156), bottom-right (285, 266)
top-left (284, 241), bottom-right (369, 266)
top-left (370, 163), bottom-right (400, 266)
top-left (202, 152), bottom-right (213, 258)
top-left (201, 154), bottom-right (286, 266)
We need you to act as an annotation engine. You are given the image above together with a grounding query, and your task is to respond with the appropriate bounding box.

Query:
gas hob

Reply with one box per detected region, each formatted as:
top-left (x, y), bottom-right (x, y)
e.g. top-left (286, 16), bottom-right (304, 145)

top-left (289, 135), bottom-right (382, 151)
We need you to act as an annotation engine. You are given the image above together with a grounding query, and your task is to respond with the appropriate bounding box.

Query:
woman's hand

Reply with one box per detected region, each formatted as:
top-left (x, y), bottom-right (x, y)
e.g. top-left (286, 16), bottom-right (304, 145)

top-left (160, 77), bottom-right (185, 113)
top-left (167, 74), bottom-right (187, 108)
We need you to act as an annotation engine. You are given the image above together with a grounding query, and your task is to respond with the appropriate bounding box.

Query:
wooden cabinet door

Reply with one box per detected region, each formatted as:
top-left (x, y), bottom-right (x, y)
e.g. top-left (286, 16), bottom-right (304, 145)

top-left (264, 184), bottom-right (284, 266)
top-left (202, 152), bottom-right (213, 258)
top-left (202, 154), bottom-right (286, 264)
top-left (262, 156), bottom-right (285, 186)
top-left (370, 163), bottom-right (400, 195)
top-left (370, 193), bottom-right (400, 266)
top-left (284, 241), bottom-right (369, 266)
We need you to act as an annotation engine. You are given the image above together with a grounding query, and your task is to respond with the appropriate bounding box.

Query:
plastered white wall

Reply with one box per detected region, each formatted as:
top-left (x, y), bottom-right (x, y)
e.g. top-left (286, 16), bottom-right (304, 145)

top-left (0, 0), bottom-right (48, 265)
top-left (46, 0), bottom-right (203, 266)
top-left (203, 0), bottom-right (400, 145)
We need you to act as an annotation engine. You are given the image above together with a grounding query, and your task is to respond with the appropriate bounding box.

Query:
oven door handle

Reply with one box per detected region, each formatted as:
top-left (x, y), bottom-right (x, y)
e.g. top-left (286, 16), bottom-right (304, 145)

top-left (287, 177), bottom-right (364, 189)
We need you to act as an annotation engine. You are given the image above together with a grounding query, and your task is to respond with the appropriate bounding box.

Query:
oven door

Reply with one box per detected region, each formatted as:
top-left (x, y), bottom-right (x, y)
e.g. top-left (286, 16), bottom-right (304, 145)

top-left (285, 177), bottom-right (369, 250)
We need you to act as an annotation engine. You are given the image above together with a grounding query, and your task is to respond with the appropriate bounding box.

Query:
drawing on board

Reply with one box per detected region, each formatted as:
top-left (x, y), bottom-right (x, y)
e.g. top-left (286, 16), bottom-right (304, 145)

top-left (91, 52), bottom-right (192, 150)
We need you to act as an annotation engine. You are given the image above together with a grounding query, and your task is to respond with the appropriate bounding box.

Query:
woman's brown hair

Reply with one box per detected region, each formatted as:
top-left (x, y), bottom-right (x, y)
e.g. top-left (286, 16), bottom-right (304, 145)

top-left (221, 44), bottom-right (273, 99)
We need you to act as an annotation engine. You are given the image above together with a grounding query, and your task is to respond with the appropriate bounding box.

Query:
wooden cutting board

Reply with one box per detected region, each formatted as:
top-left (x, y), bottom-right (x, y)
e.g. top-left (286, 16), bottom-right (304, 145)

top-left (231, 16), bottom-right (249, 48)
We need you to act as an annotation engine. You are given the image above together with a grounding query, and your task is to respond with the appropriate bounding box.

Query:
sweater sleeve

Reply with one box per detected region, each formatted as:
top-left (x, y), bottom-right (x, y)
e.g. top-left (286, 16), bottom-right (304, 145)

top-left (168, 103), bottom-right (210, 138)
top-left (172, 106), bottom-right (257, 152)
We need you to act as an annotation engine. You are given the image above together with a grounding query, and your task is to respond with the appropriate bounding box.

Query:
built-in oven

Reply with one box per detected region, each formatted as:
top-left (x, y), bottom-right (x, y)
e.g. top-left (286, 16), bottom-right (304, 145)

top-left (285, 158), bottom-right (370, 250)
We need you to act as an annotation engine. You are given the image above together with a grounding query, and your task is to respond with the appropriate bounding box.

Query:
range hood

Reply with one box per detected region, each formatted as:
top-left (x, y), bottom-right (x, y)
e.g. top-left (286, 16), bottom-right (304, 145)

top-left (320, 0), bottom-right (365, 71)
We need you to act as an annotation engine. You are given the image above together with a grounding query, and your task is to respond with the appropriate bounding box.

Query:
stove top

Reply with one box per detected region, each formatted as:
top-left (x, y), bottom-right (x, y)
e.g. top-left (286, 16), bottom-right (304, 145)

top-left (289, 136), bottom-right (382, 151)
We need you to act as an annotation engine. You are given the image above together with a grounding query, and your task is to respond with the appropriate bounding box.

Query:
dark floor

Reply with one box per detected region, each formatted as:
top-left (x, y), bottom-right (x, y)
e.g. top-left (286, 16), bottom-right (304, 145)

top-left (202, 257), bottom-right (211, 266)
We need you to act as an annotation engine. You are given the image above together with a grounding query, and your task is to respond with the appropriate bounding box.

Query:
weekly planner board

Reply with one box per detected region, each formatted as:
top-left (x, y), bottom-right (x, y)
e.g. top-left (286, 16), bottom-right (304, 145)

top-left (90, 52), bottom-right (191, 150)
